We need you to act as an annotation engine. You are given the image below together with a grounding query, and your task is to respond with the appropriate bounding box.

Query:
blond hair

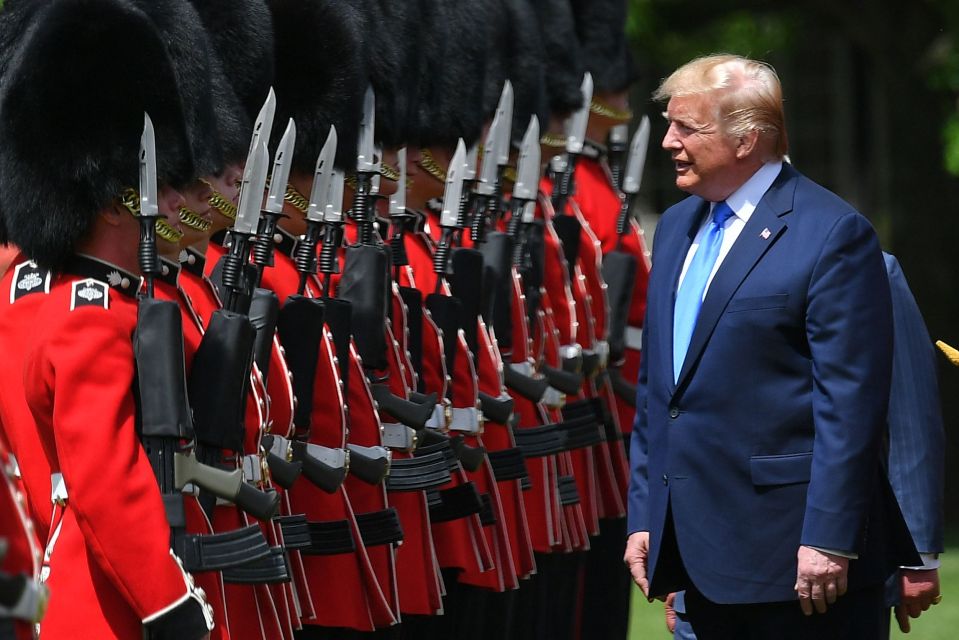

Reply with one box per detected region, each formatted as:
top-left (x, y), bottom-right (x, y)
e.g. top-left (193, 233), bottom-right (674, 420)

top-left (654, 54), bottom-right (788, 158)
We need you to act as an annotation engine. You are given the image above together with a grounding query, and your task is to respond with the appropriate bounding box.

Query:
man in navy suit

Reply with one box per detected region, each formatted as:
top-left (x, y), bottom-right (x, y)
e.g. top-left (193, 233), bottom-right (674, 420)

top-left (664, 252), bottom-right (945, 638)
top-left (623, 54), bottom-right (917, 638)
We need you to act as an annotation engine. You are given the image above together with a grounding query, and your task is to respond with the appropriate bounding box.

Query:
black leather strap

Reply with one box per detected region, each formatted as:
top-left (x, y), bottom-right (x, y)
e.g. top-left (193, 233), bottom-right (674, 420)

top-left (355, 508), bottom-right (404, 546)
top-left (221, 547), bottom-right (290, 584)
top-left (303, 519), bottom-right (356, 555)
top-left (558, 475), bottom-right (580, 506)
top-left (487, 447), bottom-right (529, 482)
top-left (427, 482), bottom-right (483, 523)
top-left (274, 515), bottom-right (312, 550)
top-left (385, 452), bottom-right (452, 492)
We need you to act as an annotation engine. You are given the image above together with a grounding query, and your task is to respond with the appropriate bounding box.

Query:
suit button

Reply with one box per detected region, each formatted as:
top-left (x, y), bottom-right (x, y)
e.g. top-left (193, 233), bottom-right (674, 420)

top-left (662, 474), bottom-right (669, 486)
top-left (669, 407), bottom-right (679, 419)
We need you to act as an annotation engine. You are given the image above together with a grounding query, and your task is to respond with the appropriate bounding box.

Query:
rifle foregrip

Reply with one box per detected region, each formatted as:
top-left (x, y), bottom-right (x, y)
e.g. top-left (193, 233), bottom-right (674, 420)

top-left (503, 366), bottom-right (548, 402)
top-left (295, 450), bottom-right (347, 494)
top-left (234, 483), bottom-right (280, 521)
top-left (541, 364), bottom-right (583, 396)
top-left (265, 453), bottom-right (302, 489)
top-left (249, 288), bottom-right (280, 380)
top-left (371, 385), bottom-right (434, 429)
top-left (346, 445), bottom-right (390, 485)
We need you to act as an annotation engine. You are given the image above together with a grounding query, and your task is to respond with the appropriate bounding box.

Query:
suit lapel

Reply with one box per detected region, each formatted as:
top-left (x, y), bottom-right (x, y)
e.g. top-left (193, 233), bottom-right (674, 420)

top-left (674, 165), bottom-right (798, 392)
top-left (658, 199), bottom-right (708, 393)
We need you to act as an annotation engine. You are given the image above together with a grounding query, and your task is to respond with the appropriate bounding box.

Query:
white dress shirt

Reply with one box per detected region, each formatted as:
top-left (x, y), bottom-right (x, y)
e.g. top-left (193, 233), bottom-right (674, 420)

top-left (676, 161), bottom-right (784, 296)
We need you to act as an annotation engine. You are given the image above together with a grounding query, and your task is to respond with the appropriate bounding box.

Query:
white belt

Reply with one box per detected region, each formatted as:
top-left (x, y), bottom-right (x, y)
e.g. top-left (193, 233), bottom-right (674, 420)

top-left (448, 407), bottom-right (483, 434)
top-left (381, 423), bottom-right (418, 451)
top-left (625, 327), bottom-right (643, 351)
top-left (594, 340), bottom-right (610, 368)
top-left (241, 454), bottom-right (265, 484)
top-left (542, 387), bottom-right (566, 410)
top-left (304, 442), bottom-right (350, 468)
top-left (425, 401), bottom-right (451, 430)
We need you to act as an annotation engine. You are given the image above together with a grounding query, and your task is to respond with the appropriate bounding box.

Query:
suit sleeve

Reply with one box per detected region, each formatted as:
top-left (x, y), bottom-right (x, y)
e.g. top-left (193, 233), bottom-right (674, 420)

top-left (42, 308), bottom-right (202, 623)
top-left (884, 254), bottom-right (945, 554)
top-left (800, 212), bottom-right (892, 551)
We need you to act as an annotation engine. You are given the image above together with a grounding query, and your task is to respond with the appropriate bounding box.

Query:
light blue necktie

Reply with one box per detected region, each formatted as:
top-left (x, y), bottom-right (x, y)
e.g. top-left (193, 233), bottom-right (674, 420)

top-left (672, 201), bottom-right (735, 382)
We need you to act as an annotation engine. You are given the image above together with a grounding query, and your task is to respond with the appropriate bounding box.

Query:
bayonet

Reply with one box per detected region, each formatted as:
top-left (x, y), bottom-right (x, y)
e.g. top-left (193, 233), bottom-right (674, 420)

top-left (265, 118), bottom-right (296, 214)
top-left (615, 115), bottom-right (651, 240)
top-left (512, 116), bottom-right (540, 203)
top-left (432, 139), bottom-right (466, 285)
top-left (139, 114), bottom-right (158, 220)
top-left (440, 139), bottom-right (467, 230)
top-left (326, 170), bottom-right (345, 224)
top-left (389, 148), bottom-right (407, 217)
top-left (233, 142), bottom-right (270, 236)
top-left (475, 111), bottom-right (502, 197)
top-left (248, 87), bottom-right (276, 161)
top-left (494, 80), bottom-right (514, 167)
top-left (565, 73), bottom-right (593, 155)
top-left (464, 143), bottom-right (478, 183)
top-left (622, 116), bottom-right (650, 195)
top-left (293, 125), bottom-right (336, 293)
top-left (307, 126), bottom-right (337, 224)
top-left (356, 86), bottom-right (376, 174)
top-left (607, 123), bottom-right (630, 192)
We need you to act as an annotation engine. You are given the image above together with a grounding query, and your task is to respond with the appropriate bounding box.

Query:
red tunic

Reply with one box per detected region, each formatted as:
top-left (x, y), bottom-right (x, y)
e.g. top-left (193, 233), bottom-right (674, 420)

top-left (19, 263), bottom-right (206, 639)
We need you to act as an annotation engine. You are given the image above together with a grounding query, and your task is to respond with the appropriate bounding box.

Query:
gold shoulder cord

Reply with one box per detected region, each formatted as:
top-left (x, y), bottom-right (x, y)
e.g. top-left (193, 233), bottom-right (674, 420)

top-left (118, 187), bottom-right (184, 243)
top-left (539, 132), bottom-right (567, 148)
top-left (200, 178), bottom-right (238, 221)
top-left (589, 98), bottom-right (633, 121)
top-left (417, 149), bottom-right (447, 183)
top-left (178, 206), bottom-right (212, 232)
top-left (284, 183), bottom-right (309, 214)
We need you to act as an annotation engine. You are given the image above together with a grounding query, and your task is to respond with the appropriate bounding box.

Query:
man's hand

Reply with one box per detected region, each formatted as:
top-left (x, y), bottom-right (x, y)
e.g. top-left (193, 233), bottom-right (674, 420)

top-left (894, 568), bottom-right (941, 633)
top-left (664, 592), bottom-right (678, 633)
top-left (794, 545), bottom-right (849, 615)
top-left (624, 531), bottom-right (651, 598)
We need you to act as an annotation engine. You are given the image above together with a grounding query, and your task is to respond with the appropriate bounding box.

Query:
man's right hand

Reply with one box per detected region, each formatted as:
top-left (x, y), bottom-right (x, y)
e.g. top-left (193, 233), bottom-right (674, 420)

top-left (664, 592), bottom-right (678, 633)
top-left (895, 568), bottom-right (941, 633)
top-left (624, 531), bottom-right (651, 597)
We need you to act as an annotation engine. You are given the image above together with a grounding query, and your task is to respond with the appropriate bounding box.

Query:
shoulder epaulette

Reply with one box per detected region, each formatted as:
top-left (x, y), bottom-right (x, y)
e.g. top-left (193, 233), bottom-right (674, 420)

top-left (70, 278), bottom-right (109, 311)
top-left (10, 261), bottom-right (51, 304)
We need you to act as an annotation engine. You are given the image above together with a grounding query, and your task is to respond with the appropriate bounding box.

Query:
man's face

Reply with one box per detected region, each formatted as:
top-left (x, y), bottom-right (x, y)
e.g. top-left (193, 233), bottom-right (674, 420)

top-left (662, 93), bottom-right (741, 202)
top-left (178, 179), bottom-right (215, 249)
top-left (206, 164), bottom-right (243, 233)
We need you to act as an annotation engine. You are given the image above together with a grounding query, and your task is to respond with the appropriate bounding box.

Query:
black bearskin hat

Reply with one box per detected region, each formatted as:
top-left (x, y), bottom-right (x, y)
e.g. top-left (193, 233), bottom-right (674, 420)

top-left (131, 0), bottom-right (229, 178)
top-left (0, 0), bottom-right (194, 270)
top-left (411, 0), bottom-right (489, 148)
top-left (530, 0), bottom-right (584, 117)
top-left (188, 0), bottom-right (274, 165)
top-left (571, 0), bottom-right (637, 94)
top-left (269, 0), bottom-right (367, 172)
top-left (357, 0), bottom-right (422, 149)
top-left (188, 0), bottom-right (275, 126)
top-left (501, 0), bottom-right (550, 144)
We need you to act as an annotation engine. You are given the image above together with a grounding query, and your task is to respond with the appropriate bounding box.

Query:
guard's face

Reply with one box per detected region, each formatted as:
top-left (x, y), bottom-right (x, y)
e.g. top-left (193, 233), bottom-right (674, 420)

top-left (178, 179), bottom-right (215, 249)
top-left (205, 164), bottom-right (243, 233)
top-left (662, 93), bottom-right (740, 202)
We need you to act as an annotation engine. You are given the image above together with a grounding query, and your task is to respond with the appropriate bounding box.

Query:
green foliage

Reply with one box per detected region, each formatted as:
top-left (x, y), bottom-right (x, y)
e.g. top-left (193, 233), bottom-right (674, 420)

top-left (626, 0), bottom-right (794, 68)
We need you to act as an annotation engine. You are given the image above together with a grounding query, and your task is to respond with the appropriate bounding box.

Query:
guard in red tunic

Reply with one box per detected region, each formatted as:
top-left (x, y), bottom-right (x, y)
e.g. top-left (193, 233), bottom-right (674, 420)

top-left (567, 2), bottom-right (648, 637)
top-left (0, 1), bottom-right (218, 637)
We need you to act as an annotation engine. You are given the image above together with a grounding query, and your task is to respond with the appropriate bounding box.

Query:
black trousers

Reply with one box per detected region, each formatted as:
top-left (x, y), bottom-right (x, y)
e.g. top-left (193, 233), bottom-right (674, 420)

top-left (683, 583), bottom-right (886, 640)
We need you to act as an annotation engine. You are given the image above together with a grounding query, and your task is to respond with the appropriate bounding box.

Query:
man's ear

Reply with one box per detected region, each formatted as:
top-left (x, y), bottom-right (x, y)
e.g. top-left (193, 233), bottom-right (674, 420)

top-left (735, 129), bottom-right (760, 159)
top-left (98, 201), bottom-right (128, 227)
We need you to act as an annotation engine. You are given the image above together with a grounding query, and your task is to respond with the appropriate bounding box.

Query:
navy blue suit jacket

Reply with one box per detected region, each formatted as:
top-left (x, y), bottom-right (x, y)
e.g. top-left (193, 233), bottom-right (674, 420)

top-left (627, 163), bottom-right (914, 604)
top-left (884, 254), bottom-right (945, 557)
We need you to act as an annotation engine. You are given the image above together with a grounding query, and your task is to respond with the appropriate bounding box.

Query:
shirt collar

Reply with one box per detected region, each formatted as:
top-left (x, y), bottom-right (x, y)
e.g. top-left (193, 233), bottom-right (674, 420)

top-left (719, 160), bottom-right (783, 224)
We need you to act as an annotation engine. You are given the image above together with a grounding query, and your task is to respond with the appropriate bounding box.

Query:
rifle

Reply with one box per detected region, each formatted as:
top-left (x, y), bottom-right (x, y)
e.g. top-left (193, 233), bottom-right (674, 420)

top-left (132, 115), bottom-right (275, 577)
top-left (604, 117), bottom-right (649, 368)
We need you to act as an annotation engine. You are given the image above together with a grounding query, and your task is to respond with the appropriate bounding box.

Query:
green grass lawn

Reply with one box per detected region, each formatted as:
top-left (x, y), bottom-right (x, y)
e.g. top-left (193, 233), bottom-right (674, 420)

top-left (628, 543), bottom-right (959, 638)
